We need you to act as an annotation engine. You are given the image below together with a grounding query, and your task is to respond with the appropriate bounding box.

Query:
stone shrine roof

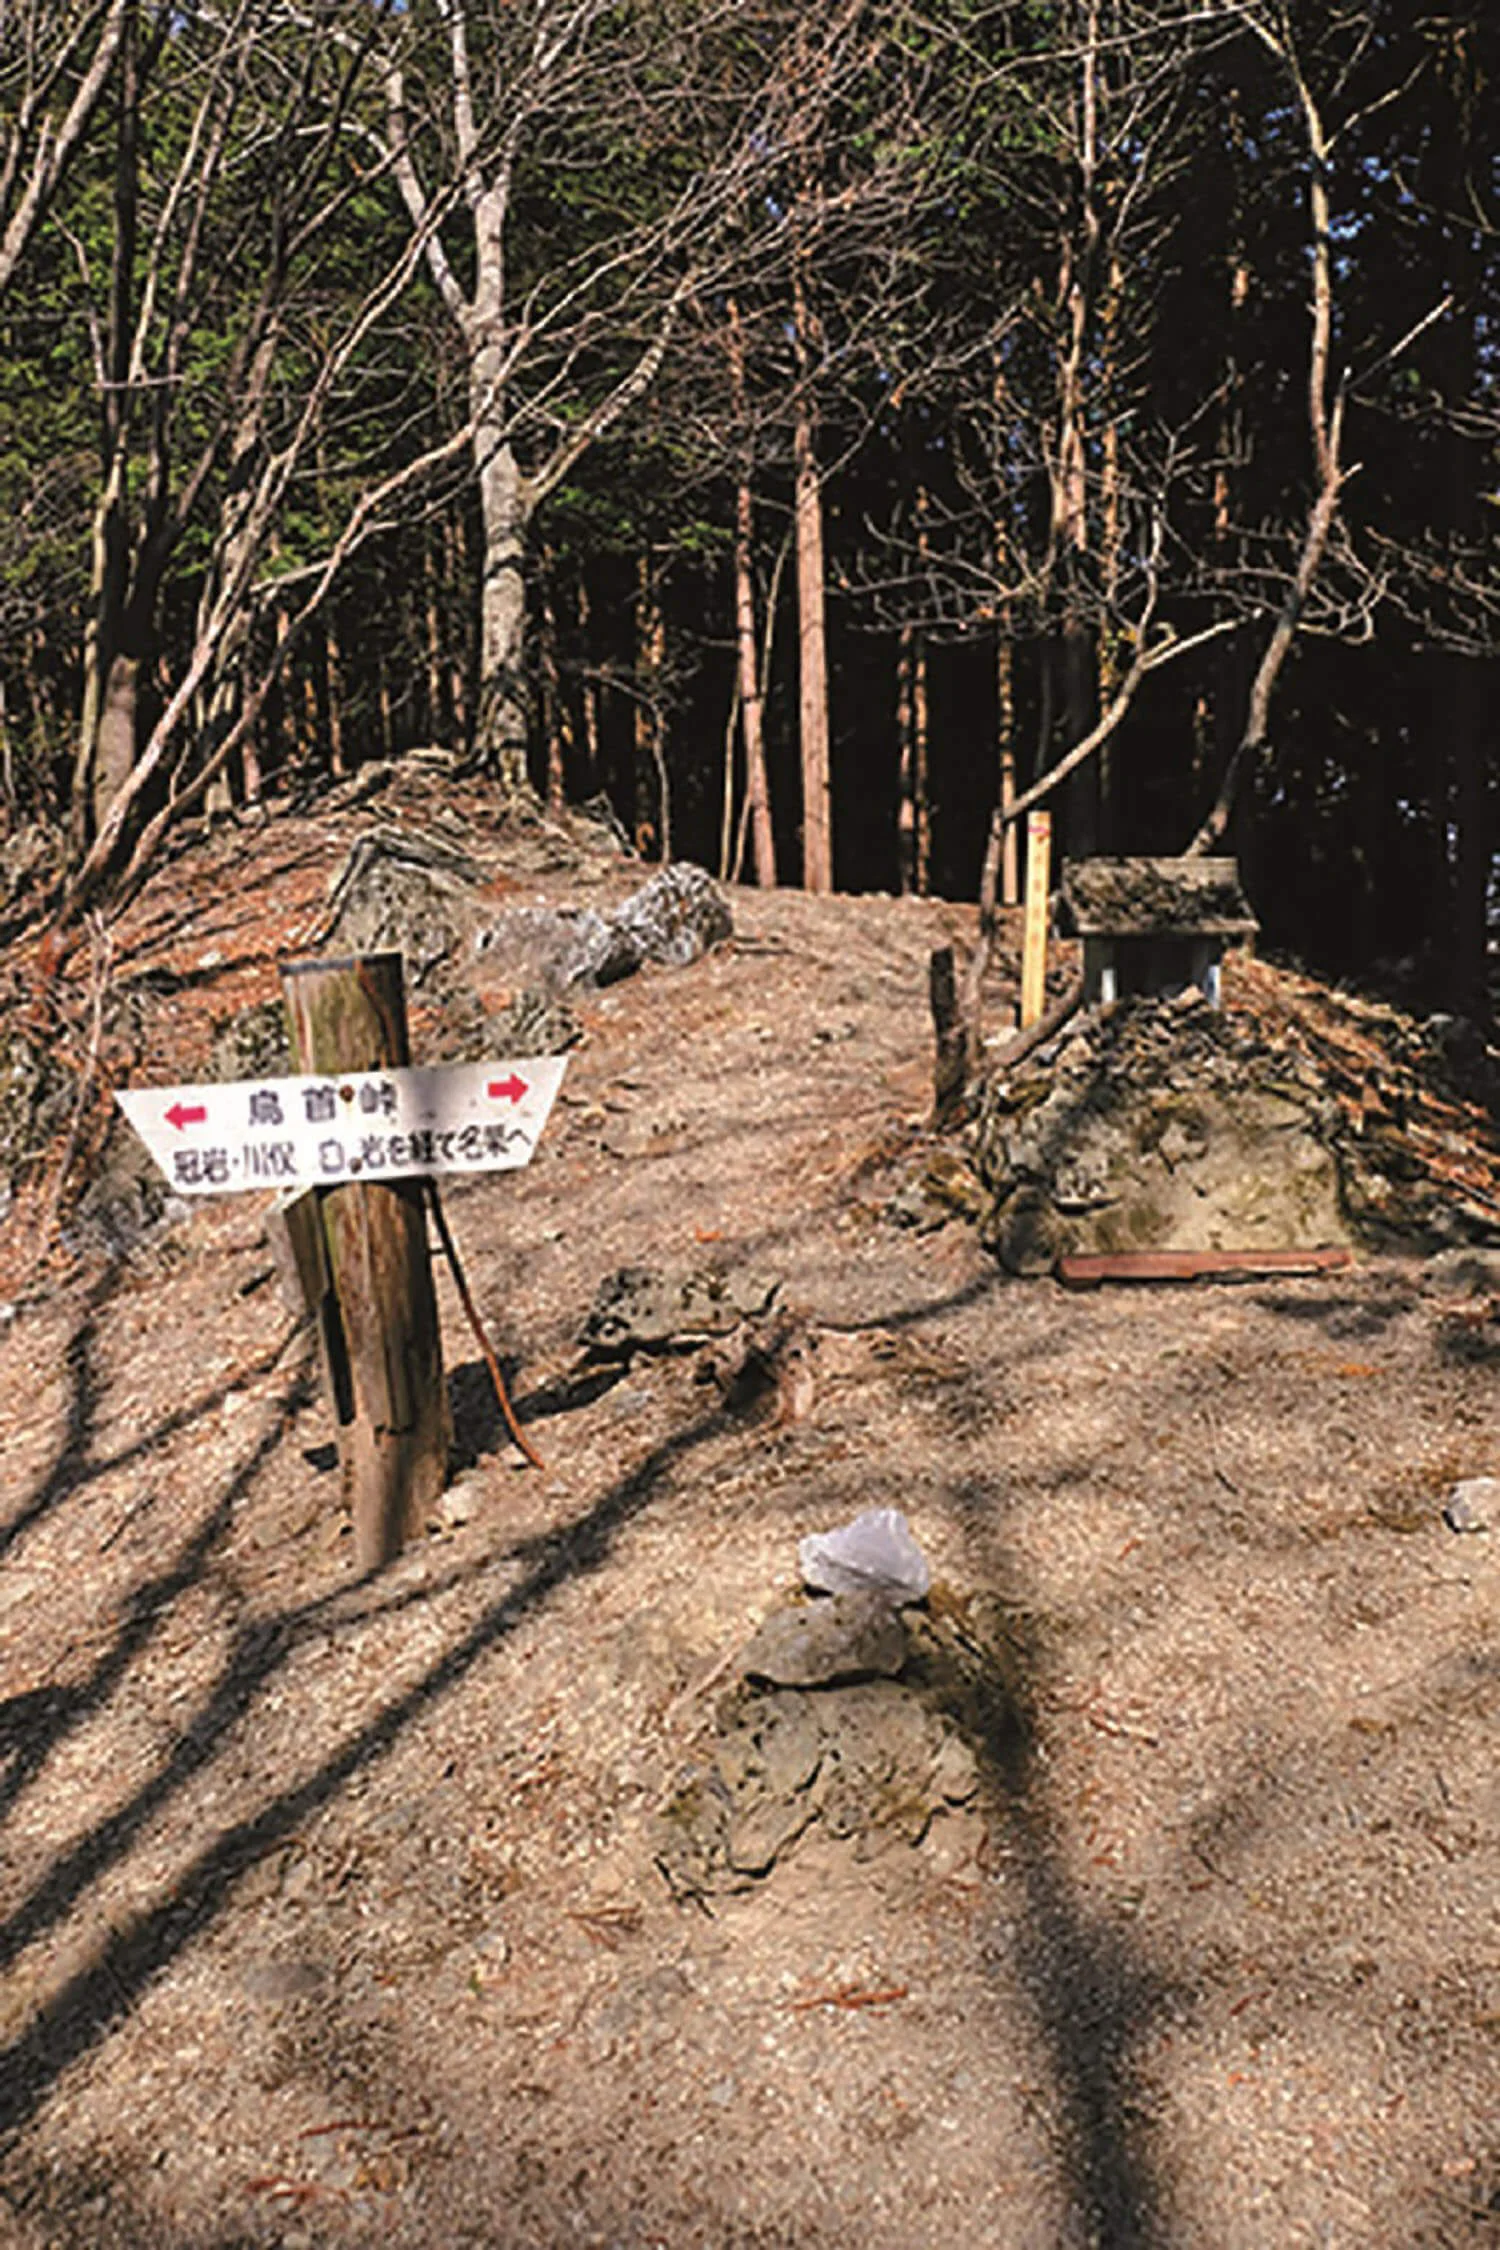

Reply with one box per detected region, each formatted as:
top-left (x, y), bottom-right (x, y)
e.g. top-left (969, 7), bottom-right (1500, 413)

top-left (1057, 856), bottom-right (1259, 941)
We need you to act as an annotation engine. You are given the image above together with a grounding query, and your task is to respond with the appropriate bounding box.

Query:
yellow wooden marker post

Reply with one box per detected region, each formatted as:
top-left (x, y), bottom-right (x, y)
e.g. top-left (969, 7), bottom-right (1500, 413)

top-left (1020, 810), bottom-right (1052, 1029)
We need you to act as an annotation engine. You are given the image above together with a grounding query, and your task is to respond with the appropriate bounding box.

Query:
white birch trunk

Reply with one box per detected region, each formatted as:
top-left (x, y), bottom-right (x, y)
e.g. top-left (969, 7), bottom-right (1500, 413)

top-left (472, 396), bottom-right (531, 793)
top-left (468, 179), bottom-right (533, 799)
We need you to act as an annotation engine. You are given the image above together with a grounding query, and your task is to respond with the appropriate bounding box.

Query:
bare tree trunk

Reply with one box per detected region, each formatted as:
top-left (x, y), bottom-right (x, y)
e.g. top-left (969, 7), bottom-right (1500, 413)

top-left (572, 570), bottom-right (597, 791)
top-left (423, 530), bottom-right (445, 740)
top-left (793, 256), bottom-right (832, 893)
top-left (1210, 97), bottom-right (1252, 833)
top-left (1055, 2), bottom-right (1100, 857)
top-left (377, 650), bottom-right (395, 759)
top-left (1096, 249), bottom-right (1124, 849)
top-left (325, 614), bottom-right (346, 778)
top-left (896, 488), bottom-right (931, 894)
top-left (471, 339), bottom-right (533, 795)
top-left (388, 42), bottom-right (532, 790)
top-left (384, 24), bottom-right (689, 810)
top-left (895, 627), bottom-right (931, 895)
top-left (734, 475), bottom-right (776, 885)
top-left (992, 351), bottom-right (1019, 905)
top-left (1062, 619), bottom-right (1097, 853)
top-left (69, 0), bottom-right (267, 860)
top-left (445, 513), bottom-right (469, 739)
top-left (198, 334), bottom-right (278, 817)
top-left (22, 629), bottom-right (48, 763)
top-left (727, 297), bottom-right (775, 886)
top-left (540, 544), bottom-right (572, 814)
top-left (790, 217), bottom-right (832, 895)
top-left (74, 494), bottom-right (127, 843)
top-left (896, 622), bottom-right (914, 894)
top-left (1430, 59), bottom-right (1490, 1025)
top-left (92, 655), bottom-right (139, 831)
top-left (1189, 26), bottom-right (1346, 858)
top-left (71, 0), bottom-right (138, 847)
top-left (267, 606), bottom-right (293, 783)
top-left (719, 670), bottom-right (740, 881)
top-left (1449, 657), bottom-right (1490, 1021)
top-left (998, 625), bottom-right (1018, 905)
top-left (300, 633), bottom-right (319, 771)
top-left (914, 630), bottom-right (930, 894)
top-left (794, 406), bottom-right (832, 892)
top-left (634, 549), bottom-right (664, 852)
top-left (242, 705), bottom-right (262, 804)
top-left (0, 0), bottom-right (128, 302)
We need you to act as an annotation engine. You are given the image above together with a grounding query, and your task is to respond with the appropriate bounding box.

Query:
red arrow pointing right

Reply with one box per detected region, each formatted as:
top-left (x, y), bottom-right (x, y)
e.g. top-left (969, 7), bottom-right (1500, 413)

top-left (165, 1101), bottom-right (208, 1131)
top-left (487, 1074), bottom-right (529, 1104)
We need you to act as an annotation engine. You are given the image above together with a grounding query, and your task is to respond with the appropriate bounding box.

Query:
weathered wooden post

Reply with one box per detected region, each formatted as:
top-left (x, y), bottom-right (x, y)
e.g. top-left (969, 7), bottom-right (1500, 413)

top-left (928, 945), bottom-right (967, 1125)
top-left (1020, 810), bottom-right (1053, 1030)
top-left (279, 952), bottom-right (449, 1573)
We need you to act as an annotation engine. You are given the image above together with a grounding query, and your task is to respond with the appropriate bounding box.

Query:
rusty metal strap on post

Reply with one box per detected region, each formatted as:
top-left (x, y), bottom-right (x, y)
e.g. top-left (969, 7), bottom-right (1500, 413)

top-left (424, 1180), bottom-right (548, 1473)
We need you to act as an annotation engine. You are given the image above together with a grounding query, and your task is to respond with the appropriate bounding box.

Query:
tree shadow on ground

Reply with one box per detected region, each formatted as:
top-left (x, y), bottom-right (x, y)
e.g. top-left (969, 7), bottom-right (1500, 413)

top-left (1248, 1281), bottom-right (1420, 1336)
top-left (935, 1474), bottom-right (1172, 2248)
top-left (1, 1288), bottom-right (301, 1572)
top-left (0, 1239), bottom-right (1156, 2245)
top-left (447, 1353), bottom-right (626, 1468)
top-left (445, 1355), bottom-right (507, 1465)
top-left (1432, 1317), bottom-right (1500, 1370)
top-left (0, 1345), bottom-right (323, 1932)
top-left (0, 1269), bottom-right (118, 1572)
top-left (0, 1379), bottom-right (731, 2151)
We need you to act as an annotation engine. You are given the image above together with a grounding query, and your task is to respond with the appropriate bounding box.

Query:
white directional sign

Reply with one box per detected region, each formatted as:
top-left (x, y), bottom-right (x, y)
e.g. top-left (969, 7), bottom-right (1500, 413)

top-left (117, 1057), bottom-right (568, 1196)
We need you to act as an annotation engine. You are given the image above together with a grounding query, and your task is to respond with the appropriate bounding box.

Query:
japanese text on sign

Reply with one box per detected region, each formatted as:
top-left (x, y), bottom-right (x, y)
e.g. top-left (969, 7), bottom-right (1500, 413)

top-left (116, 1058), bottom-right (568, 1196)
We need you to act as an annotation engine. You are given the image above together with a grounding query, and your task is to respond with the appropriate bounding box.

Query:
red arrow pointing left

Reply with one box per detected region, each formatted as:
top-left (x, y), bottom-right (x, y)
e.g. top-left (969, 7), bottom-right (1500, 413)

top-left (487, 1074), bottom-right (528, 1104)
top-left (165, 1101), bottom-right (207, 1131)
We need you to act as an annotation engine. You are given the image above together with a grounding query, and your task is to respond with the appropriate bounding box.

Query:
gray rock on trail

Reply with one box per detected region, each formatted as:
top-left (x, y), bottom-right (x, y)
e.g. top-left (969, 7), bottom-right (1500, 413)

top-left (740, 1592), bottom-right (907, 1688)
top-left (581, 1264), bottom-right (780, 1360)
top-left (479, 904), bottom-right (639, 991)
top-left (486, 986), bottom-right (582, 1057)
top-left (607, 861), bottom-right (734, 969)
top-left (653, 1680), bottom-right (983, 1899)
top-left (476, 862), bottom-right (733, 993)
top-left (316, 832), bottom-right (732, 996)
top-left (320, 824), bottom-right (490, 983)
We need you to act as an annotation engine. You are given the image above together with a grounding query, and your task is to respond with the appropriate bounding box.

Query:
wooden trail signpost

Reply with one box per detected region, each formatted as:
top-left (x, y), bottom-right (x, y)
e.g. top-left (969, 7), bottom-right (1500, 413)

top-left (282, 953), bottom-right (446, 1574)
top-left (117, 951), bottom-right (567, 1575)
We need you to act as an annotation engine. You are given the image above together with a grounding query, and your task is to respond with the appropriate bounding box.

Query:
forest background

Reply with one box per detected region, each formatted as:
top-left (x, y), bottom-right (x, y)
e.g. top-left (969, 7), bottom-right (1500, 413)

top-left (0, 0), bottom-right (1495, 1019)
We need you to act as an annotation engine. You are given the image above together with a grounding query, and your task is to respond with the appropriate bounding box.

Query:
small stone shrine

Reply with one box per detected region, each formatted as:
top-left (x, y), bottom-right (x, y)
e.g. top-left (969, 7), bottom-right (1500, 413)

top-left (1058, 856), bottom-right (1258, 1009)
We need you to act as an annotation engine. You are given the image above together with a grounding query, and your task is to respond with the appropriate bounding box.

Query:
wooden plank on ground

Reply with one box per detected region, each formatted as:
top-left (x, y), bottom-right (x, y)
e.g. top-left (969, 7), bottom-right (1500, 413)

top-left (1057, 1247), bottom-right (1354, 1289)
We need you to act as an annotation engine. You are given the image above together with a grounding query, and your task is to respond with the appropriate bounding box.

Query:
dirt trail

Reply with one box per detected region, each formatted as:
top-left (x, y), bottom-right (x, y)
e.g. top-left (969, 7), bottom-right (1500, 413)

top-left (0, 789), bottom-right (1497, 2247)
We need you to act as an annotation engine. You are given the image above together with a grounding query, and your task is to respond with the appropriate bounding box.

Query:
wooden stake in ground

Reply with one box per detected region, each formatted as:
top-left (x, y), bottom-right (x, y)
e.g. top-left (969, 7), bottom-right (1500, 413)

top-left (279, 952), bottom-right (449, 1572)
top-left (928, 945), bottom-right (967, 1125)
top-left (1020, 812), bottom-right (1052, 1029)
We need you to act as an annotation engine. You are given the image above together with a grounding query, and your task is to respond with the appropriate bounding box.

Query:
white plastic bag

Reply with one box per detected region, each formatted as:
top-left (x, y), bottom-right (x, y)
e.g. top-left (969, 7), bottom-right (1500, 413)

top-left (798, 1507), bottom-right (931, 1603)
top-left (1444, 1477), bottom-right (1498, 1533)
